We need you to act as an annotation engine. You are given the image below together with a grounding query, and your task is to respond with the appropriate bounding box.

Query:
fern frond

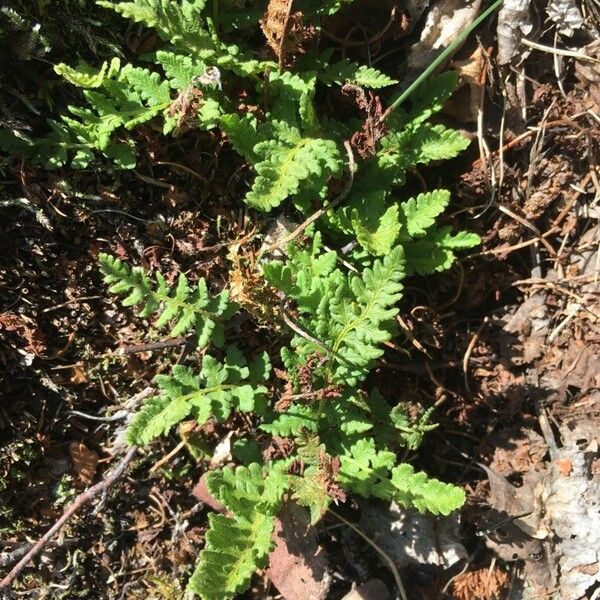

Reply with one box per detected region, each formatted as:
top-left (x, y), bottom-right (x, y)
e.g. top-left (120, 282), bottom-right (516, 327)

top-left (54, 57), bottom-right (121, 88)
top-left (340, 439), bottom-right (465, 515)
top-left (220, 113), bottom-right (260, 161)
top-left (327, 246), bottom-right (405, 383)
top-left (351, 203), bottom-right (400, 256)
top-left (402, 226), bottom-right (480, 275)
top-left (120, 65), bottom-right (172, 111)
top-left (379, 122), bottom-right (470, 179)
top-left (266, 240), bottom-right (404, 385)
top-left (97, 0), bottom-right (215, 57)
top-left (320, 58), bottom-right (398, 88)
top-left (260, 404), bottom-right (320, 436)
top-left (387, 464), bottom-right (466, 515)
top-left (126, 349), bottom-right (269, 445)
top-left (398, 189), bottom-right (450, 238)
top-left (187, 463), bottom-right (287, 599)
top-left (155, 50), bottom-right (205, 88)
top-left (246, 131), bottom-right (342, 211)
top-left (338, 438), bottom-right (396, 496)
top-left (99, 254), bottom-right (232, 347)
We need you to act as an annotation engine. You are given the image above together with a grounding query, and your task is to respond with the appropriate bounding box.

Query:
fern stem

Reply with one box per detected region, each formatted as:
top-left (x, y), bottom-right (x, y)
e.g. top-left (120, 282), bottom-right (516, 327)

top-left (381, 0), bottom-right (503, 121)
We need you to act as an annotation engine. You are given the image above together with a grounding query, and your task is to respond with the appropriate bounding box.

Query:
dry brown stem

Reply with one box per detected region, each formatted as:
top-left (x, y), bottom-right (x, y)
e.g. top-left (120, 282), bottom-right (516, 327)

top-left (0, 447), bottom-right (137, 590)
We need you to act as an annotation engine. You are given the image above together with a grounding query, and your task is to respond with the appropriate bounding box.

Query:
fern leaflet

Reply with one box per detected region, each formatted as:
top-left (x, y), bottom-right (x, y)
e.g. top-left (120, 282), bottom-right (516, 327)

top-left (187, 463), bottom-right (287, 599)
top-left (99, 254), bottom-right (232, 347)
top-left (126, 348), bottom-right (270, 445)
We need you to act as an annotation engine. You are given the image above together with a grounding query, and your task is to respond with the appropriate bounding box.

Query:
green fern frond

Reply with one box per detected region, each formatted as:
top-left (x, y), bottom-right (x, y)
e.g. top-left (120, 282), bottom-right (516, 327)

top-left (155, 50), bottom-right (205, 88)
top-left (187, 463), bottom-right (287, 599)
top-left (387, 464), bottom-right (466, 515)
top-left (99, 254), bottom-right (232, 347)
top-left (389, 404), bottom-right (438, 451)
top-left (120, 65), bottom-right (172, 109)
top-left (338, 438), bottom-right (396, 496)
top-left (126, 348), bottom-right (269, 445)
top-left (54, 57), bottom-right (121, 88)
top-left (340, 439), bottom-right (465, 515)
top-left (402, 226), bottom-right (480, 275)
top-left (327, 246), bottom-right (405, 383)
top-left (265, 240), bottom-right (404, 385)
top-left (398, 189), bottom-right (451, 238)
top-left (351, 203), bottom-right (400, 256)
top-left (260, 403), bottom-right (320, 436)
top-left (378, 122), bottom-right (470, 180)
top-left (97, 0), bottom-right (215, 57)
top-left (320, 58), bottom-right (398, 88)
top-left (246, 130), bottom-right (342, 211)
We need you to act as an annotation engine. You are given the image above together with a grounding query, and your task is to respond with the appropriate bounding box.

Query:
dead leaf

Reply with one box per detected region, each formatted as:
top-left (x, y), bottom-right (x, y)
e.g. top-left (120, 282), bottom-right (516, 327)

top-left (479, 462), bottom-right (547, 539)
top-left (406, 0), bottom-right (482, 75)
top-left (192, 472), bottom-right (226, 513)
top-left (575, 40), bottom-right (600, 112)
top-left (445, 46), bottom-right (490, 123)
top-left (69, 442), bottom-right (98, 485)
top-left (70, 364), bottom-right (88, 384)
top-left (496, 0), bottom-right (534, 65)
top-left (0, 312), bottom-right (45, 354)
top-left (451, 567), bottom-right (509, 600)
top-left (260, 0), bottom-right (316, 68)
top-left (267, 502), bottom-right (331, 600)
top-left (546, 0), bottom-right (585, 36)
top-left (342, 84), bottom-right (386, 159)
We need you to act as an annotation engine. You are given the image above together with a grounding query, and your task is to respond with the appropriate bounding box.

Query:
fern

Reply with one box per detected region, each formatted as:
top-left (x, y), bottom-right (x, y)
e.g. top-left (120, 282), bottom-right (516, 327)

top-left (126, 347), bottom-right (270, 445)
top-left (339, 438), bottom-right (465, 515)
top-left (97, 0), bottom-right (215, 57)
top-left (187, 463), bottom-right (287, 600)
top-left (264, 235), bottom-right (404, 385)
top-left (403, 226), bottom-right (480, 275)
top-left (99, 254), bottom-right (232, 347)
top-left (1, 0), bottom-right (497, 596)
top-left (318, 56), bottom-right (398, 89)
top-left (54, 57), bottom-right (121, 88)
top-left (221, 73), bottom-right (343, 212)
top-left (31, 2), bottom-right (497, 595)
top-left (398, 190), bottom-right (451, 238)
top-left (247, 132), bottom-right (342, 211)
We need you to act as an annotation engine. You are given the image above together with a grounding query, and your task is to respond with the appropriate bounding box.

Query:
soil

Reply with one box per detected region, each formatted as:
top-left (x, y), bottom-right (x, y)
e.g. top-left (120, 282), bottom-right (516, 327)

top-left (1, 2), bottom-right (599, 599)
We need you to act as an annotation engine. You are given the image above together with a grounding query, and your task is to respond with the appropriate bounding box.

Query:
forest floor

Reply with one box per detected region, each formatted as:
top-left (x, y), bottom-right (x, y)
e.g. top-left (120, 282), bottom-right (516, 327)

top-left (1, 1), bottom-right (600, 599)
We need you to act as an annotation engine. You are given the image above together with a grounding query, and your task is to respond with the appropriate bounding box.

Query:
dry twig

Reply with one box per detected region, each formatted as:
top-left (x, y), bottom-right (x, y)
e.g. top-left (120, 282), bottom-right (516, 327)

top-left (0, 448), bottom-right (137, 590)
top-left (328, 507), bottom-right (408, 600)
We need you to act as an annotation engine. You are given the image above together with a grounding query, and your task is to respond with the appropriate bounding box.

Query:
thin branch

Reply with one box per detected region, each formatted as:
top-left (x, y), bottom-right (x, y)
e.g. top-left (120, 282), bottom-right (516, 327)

top-left (521, 38), bottom-right (600, 63)
top-left (0, 447), bottom-right (137, 590)
top-left (328, 507), bottom-right (408, 600)
top-left (118, 336), bottom-right (191, 355)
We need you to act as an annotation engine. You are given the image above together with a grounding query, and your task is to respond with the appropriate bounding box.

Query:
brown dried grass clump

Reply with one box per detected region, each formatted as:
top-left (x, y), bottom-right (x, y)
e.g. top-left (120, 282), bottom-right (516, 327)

top-left (260, 0), bottom-right (317, 68)
top-left (451, 567), bottom-right (509, 600)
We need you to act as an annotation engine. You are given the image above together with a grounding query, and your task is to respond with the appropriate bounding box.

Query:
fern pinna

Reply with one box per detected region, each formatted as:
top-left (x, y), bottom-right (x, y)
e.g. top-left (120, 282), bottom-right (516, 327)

top-left (24, 0), bottom-right (491, 597)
